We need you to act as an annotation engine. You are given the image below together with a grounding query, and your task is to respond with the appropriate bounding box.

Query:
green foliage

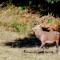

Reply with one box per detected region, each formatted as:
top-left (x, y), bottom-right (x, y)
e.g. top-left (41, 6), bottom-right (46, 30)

top-left (8, 0), bottom-right (12, 4)
top-left (10, 21), bottom-right (29, 33)
top-left (48, 18), bottom-right (52, 23)
top-left (46, 0), bottom-right (60, 4)
top-left (29, 0), bottom-right (32, 6)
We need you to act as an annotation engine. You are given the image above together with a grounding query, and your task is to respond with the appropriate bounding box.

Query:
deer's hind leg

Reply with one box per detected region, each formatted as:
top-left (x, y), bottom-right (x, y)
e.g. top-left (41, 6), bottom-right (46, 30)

top-left (55, 40), bottom-right (59, 53)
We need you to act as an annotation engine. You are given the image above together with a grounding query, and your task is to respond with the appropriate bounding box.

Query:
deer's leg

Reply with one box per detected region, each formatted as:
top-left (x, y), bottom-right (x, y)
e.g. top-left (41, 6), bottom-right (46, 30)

top-left (40, 42), bottom-right (45, 53)
top-left (40, 43), bottom-right (45, 48)
top-left (56, 40), bottom-right (59, 53)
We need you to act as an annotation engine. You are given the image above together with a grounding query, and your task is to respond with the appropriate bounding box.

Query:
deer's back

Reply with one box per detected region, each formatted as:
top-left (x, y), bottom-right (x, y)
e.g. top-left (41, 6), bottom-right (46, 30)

top-left (35, 31), bottom-right (60, 43)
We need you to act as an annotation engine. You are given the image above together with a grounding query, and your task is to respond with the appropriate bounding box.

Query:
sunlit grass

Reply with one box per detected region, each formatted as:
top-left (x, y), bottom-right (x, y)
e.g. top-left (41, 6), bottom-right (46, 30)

top-left (0, 46), bottom-right (60, 60)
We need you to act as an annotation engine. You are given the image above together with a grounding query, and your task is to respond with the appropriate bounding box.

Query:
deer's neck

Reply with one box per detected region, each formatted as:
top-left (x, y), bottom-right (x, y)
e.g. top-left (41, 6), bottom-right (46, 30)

top-left (35, 29), bottom-right (42, 36)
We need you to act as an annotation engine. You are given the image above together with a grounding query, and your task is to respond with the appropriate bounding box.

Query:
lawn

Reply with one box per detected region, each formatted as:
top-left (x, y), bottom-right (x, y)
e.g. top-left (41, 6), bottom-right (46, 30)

top-left (0, 46), bottom-right (60, 60)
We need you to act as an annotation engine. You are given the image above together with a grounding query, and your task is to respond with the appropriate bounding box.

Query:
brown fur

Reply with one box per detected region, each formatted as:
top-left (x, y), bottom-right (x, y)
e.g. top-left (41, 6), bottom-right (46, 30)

top-left (32, 24), bottom-right (60, 53)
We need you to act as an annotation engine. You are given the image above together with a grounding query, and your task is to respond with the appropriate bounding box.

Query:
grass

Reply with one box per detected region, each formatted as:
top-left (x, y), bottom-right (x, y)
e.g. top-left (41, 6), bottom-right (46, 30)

top-left (0, 46), bottom-right (60, 60)
top-left (0, 5), bottom-right (60, 60)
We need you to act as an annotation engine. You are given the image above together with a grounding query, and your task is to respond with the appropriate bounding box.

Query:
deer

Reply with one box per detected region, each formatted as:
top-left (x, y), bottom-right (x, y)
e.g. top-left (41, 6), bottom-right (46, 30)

top-left (32, 24), bottom-right (60, 53)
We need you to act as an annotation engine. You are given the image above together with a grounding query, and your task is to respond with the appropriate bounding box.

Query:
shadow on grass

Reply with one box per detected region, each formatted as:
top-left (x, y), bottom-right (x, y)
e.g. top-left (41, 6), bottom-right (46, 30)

top-left (4, 33), bottom-right (60, 54)
top-left (5, 34), bottom-right (41, 48)
top-left (4, 33), bottom-right (58, 48)
top-left (24, 50), bottom-right (54, 54)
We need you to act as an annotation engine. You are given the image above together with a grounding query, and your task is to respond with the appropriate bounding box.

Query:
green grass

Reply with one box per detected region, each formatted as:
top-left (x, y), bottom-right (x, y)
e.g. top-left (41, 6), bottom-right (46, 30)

top-left (0, 21), bottom-right (32, 34)
top-left (10, 21), bottom-right (28, 32)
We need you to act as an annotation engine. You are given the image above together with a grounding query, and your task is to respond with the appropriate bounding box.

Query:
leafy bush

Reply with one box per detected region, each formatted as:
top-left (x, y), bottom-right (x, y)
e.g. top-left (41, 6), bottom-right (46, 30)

top-left (48, 17), bottom-right (52, 23)
top-left (10, 21), bottom-right (27, 32)
top-left (46, 0), bottom-right (60, 4)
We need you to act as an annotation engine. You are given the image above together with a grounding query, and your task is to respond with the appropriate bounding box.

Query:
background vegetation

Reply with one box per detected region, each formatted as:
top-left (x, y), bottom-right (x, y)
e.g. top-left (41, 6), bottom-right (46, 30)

top-left (0, 0), bottom-right (60, 16)
top-left (0, 0), bottom-right (60, 35)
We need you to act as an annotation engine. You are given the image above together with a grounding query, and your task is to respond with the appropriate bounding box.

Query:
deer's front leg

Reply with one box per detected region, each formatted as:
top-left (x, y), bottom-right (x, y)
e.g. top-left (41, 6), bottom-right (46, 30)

top-left (40, 42), bottom-right (45, 53)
